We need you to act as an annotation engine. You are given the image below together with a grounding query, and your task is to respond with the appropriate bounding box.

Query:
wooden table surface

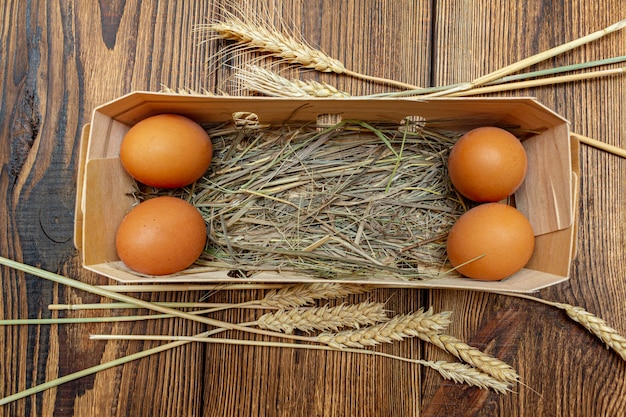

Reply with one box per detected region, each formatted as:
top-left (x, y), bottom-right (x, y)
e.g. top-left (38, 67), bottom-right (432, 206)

top-left (1, 1), bottom-right (625, 416)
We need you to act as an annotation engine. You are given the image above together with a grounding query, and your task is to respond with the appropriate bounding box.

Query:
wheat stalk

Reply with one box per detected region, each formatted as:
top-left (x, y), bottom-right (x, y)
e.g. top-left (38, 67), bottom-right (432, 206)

top-left (89, 330), bottom-right (509, 393)
top-left (431, 18), bottom-right (626, 97)
top-left (198, 10), bottom-right (421, 90)
top-left (0, 256), bottom-right (323, 343)
top-left (236, 64), bottom-right (349, 97)
top-left (447, 66), bottom-right (626, 96)
top-left (48, 301), bottom-right (243, 311)
top-left (571, 132), bottom-right (626, 159)
top-left (256, 302), bottom-right (388, 334)
top-left (317, 307), bottom-right (452, 348)
top-left (422, 333), bottom-right (519, 384)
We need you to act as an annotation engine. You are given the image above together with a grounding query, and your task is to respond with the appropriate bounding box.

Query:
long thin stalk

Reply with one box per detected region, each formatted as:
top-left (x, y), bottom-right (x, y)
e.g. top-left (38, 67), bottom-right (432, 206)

top-left (341, 68), bottom-right (421, 90)
top-left (0, 256), bottom-right (314, 343)
top-left (88, 333), bottom-right (419, 357)
top-left (363, 55), bottom-right (626, 98)
top-left (1, 303), bottom-right (274, 326)
top-left (484, 55), bottom-right (626, 84)
top-left (47, 301), bottom-right (271, 311)
top-left (0, 329), bottom-right (214, 406)
top-left (430, 18), bottom-right (626, 96)
top-left (447, 67), bottom-right (625, 96)
top-left (88, 333), bottom-right (510, 393)
top-left (571, 132), bottom-right (626, 158)
top-left (0, 315), bottom-right (165, 325)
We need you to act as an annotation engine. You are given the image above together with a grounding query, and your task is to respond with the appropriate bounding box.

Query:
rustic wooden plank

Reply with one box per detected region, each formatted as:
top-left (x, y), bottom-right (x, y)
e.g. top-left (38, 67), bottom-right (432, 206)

top-left (1, 0), bottom-right (209, 416)
top-left (423, 1), bottom-right (626, 416)
top-left (200, 288), bottom-right (425, 417)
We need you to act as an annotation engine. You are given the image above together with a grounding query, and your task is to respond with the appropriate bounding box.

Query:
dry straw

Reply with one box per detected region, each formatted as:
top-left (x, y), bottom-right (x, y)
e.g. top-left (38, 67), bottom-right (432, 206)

top-left (0, 257), bottom-right (321, 343)
top-left (0, 259), bottom-right (386, 404)
top-left (0, 257), bottom-right (302, 404)
top-left (446, 66), bottom-right (626, 97)
top-left (571, 132), bottom-right (626, 159)
top-left (233, 58), bottom-right (626, 100)
top-left (178, 120), bottom-right (462, 281)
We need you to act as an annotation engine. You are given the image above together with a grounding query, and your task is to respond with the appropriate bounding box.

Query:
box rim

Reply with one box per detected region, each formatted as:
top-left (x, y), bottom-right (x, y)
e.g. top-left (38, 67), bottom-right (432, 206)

top-left (92, 91), bottom-right (570, 125)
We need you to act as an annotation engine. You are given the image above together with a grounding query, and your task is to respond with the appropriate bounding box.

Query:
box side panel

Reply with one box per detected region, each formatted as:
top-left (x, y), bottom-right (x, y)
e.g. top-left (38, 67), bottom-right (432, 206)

top-left (515, 124), bottom-right (572, 234)
top-left (82, 158), bottom-right (136, 266)
top-left (87, 111), bottom-right (131, 160)
top-left (524, 217), bottom-right (575, 277)
top-left (524, 168), bottom-right (578, 276)
top-left (74, 124), bottom-right (91, 251)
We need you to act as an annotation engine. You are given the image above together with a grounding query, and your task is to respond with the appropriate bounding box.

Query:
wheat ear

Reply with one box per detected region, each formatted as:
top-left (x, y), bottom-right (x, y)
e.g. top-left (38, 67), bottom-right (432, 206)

top-left (556, 304), bottom-right (626, 361)
top-left (317, 307), bottom-right (452, 348)
top-left (199, 16), bottom-right (345, 73)
top-left (236, 65), bottom-right (349, 98)
top-left (256, 302), bottom-right (388, 334)
top-left (422, 333), bottom-right (519, 384)
top-left (494, 292), bottom-right (626, 362)
top-left (422, 360), bottom-right (511, 393)
top-left (89, 331), bottom-right (510, 393)
top-left (199, 13), bottom-right (421, 90)
top-left (260, 283), bottom-right (372, 309)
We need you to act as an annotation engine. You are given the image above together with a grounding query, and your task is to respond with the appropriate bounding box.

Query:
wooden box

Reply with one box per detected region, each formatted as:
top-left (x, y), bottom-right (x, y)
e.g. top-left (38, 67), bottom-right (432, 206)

top-left (74, 92), bottom-right (579, 293)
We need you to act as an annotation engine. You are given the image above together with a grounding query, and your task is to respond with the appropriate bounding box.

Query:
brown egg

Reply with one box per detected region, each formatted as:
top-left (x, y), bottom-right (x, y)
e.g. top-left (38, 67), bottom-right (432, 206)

top-left (446, 203), bottom-right (535, 281)
top-left (447, 127), bottom-right (527, 202)
top-left (120, 114), bottom-right (213, 188)
top-left (115, 196), bottom-right (206, 275)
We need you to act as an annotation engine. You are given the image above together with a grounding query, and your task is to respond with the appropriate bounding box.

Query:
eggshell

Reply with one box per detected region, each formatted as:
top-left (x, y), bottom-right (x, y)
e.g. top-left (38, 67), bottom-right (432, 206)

top-left (446, 203), bottom-right (535, 281)
top-left (447, 126), bottom-right (527, 202)
top-left (115, 196), bottom-right (207, 275)
top-left (120, 114), bottom-right (213, 188)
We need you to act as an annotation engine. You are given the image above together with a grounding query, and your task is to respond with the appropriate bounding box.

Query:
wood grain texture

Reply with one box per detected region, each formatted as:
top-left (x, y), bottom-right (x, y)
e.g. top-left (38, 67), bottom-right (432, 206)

top-left (423, 1), bottom-right (626, 416)
top-left (0, 0), bottom-right (625, 416)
